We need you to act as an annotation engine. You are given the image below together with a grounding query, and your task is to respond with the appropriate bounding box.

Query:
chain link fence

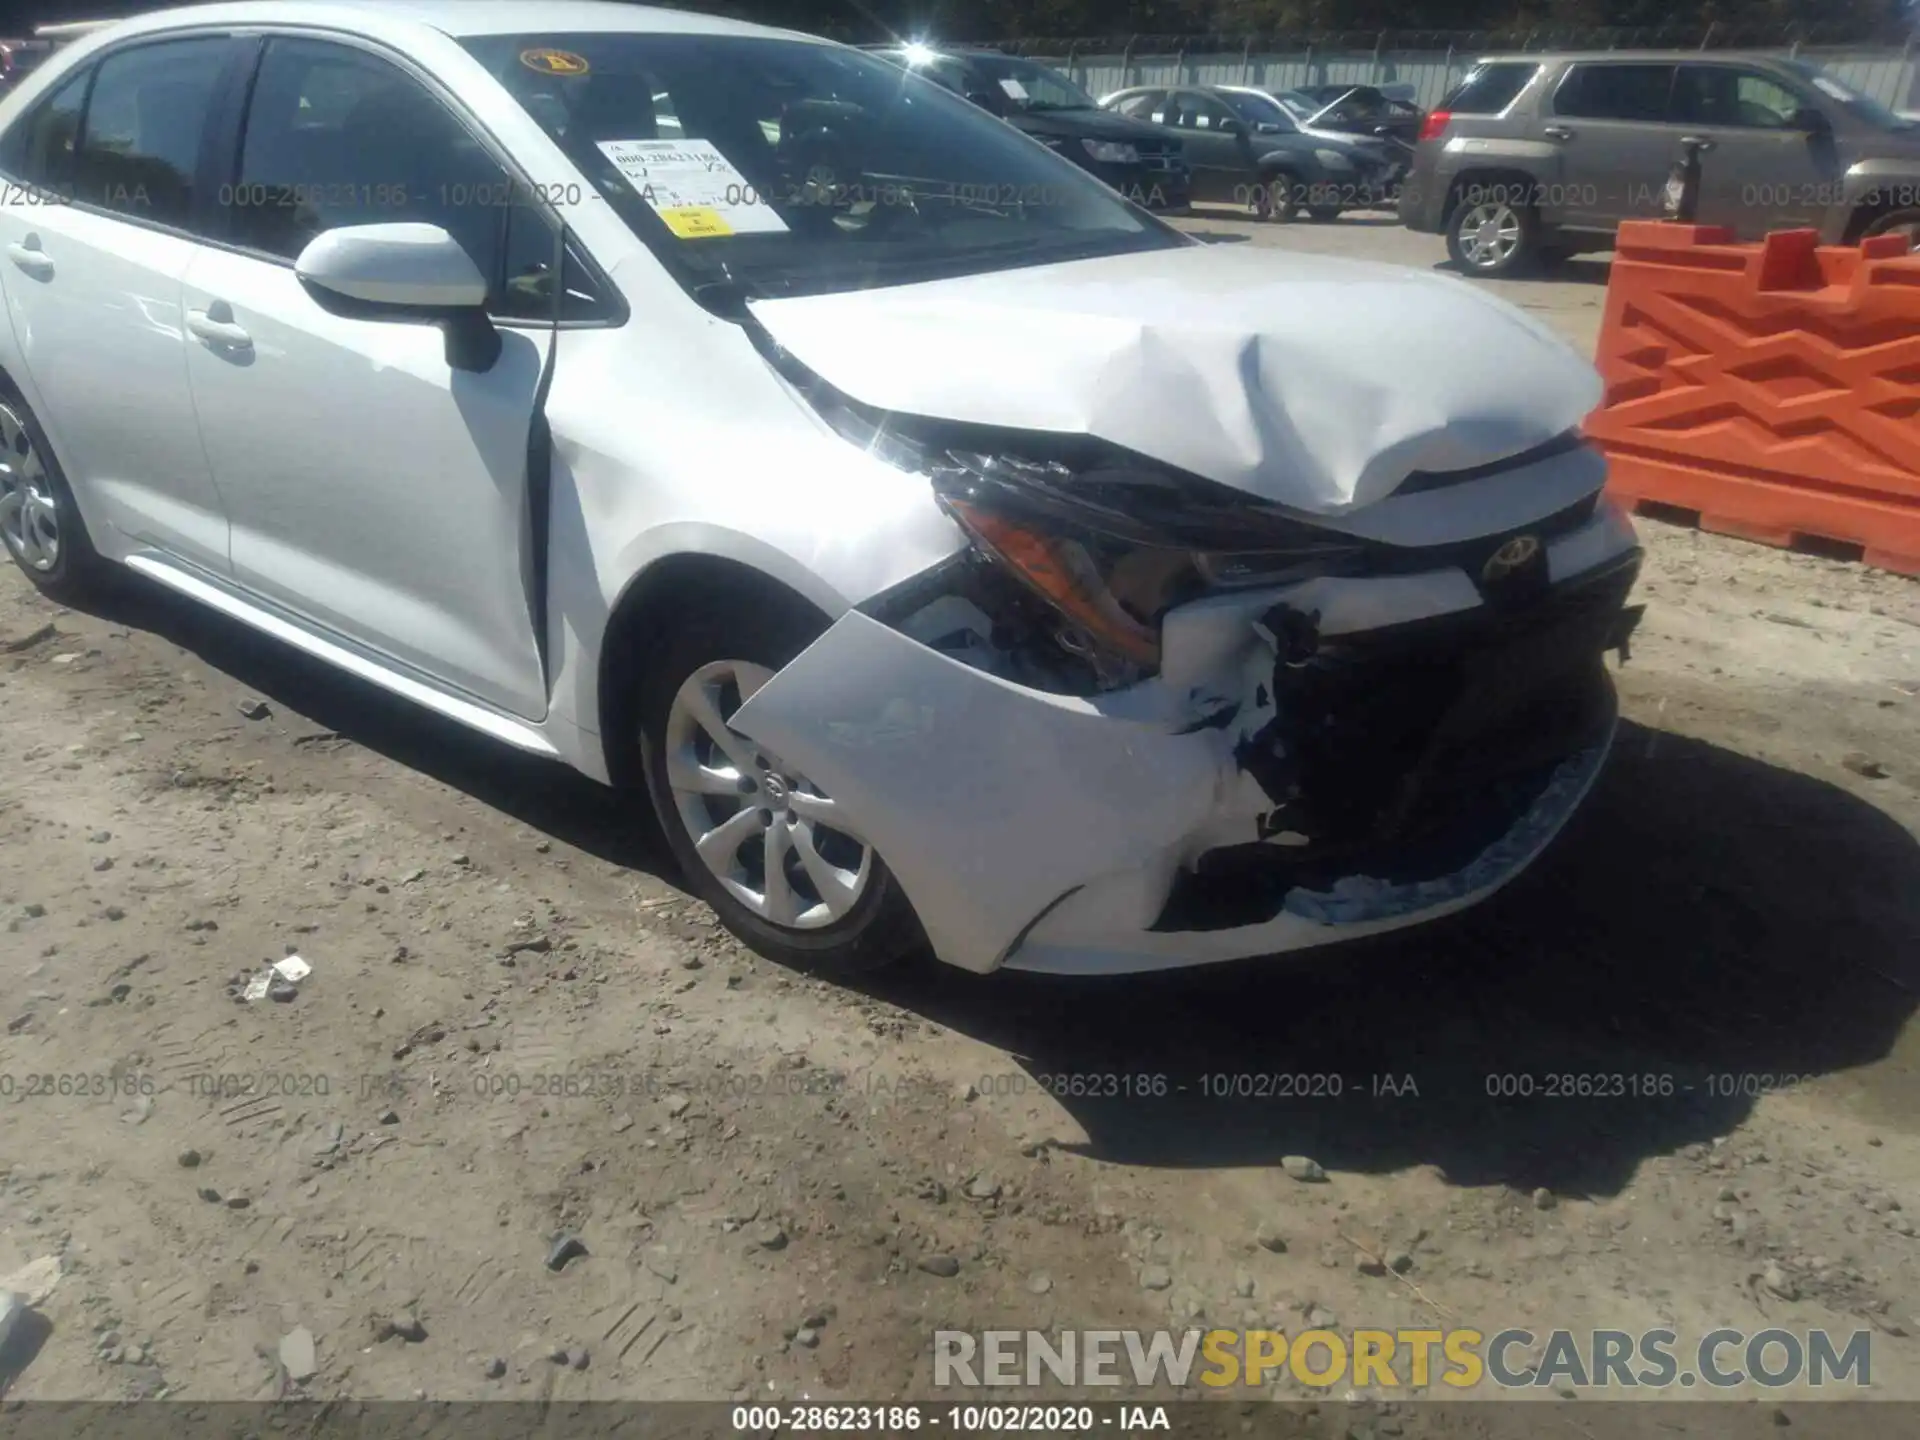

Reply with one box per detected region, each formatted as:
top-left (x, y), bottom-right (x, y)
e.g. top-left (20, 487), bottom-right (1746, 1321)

top-left (985, 26), bottom-right (1920, 113)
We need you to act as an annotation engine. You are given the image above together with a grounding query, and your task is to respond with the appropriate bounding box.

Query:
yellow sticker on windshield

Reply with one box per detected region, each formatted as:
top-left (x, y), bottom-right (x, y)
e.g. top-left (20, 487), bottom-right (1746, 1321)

top-left (520, 48), bottom-right (589, 76)
top-left (659, 206), bottom-right (733, 239)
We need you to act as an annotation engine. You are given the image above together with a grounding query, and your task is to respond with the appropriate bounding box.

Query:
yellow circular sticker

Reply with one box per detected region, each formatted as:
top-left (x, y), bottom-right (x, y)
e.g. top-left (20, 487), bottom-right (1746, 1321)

top-left (520, 48), bottom-right (590, 76)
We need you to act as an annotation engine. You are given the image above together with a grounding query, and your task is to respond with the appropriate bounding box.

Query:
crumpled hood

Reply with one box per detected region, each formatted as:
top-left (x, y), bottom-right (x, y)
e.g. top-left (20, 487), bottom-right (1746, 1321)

top-left (747, 242), bottom-right (1602, 514)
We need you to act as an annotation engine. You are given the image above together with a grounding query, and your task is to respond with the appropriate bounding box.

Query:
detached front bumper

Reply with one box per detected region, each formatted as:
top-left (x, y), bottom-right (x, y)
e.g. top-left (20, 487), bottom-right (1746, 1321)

top-left (730, 503), bottom-right (1641, 976)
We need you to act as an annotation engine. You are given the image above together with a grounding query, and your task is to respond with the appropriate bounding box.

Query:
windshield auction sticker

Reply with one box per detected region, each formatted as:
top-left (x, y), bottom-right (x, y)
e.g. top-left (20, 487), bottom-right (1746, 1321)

top-left (520, 48), bottom-right (590, 75)
top-left (596, 138), bottom-right (788, 239)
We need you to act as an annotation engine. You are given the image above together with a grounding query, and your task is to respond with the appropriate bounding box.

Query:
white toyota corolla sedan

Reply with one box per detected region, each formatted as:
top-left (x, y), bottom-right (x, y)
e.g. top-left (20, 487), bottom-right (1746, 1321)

top-left (0, 1), bottom-right (1642, 977)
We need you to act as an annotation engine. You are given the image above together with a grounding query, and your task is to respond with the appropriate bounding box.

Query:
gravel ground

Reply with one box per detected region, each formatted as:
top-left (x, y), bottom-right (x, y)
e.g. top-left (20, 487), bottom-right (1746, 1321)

top-left (2, 213), bottom-right (1919, 1416)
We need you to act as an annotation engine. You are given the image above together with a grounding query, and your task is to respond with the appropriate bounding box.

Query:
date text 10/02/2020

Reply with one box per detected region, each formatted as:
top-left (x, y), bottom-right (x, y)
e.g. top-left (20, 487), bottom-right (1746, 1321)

top-left (730, 1405), bottom-right (1171, 1432)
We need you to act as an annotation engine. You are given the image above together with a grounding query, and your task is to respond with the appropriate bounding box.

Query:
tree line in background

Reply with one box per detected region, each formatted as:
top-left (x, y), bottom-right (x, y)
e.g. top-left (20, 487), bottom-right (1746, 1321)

top-left (11, 0), bottom-right (1917, 44)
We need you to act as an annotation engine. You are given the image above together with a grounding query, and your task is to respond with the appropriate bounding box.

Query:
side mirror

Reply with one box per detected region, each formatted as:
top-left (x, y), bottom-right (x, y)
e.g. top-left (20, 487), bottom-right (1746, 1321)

top-left (964, 89), bottom-right (1008, 116)
top-left (295, 223), bottom-right (500, 372)
top-left (1791, 106), bottom-right (1831, 134)
top-left (1217, 117), bottom-right (1245, 136)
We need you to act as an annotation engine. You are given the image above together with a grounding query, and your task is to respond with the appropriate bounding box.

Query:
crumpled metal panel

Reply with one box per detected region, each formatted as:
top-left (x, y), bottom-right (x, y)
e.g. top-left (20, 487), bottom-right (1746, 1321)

top-left (748, 242), bottom-right (1602, 515)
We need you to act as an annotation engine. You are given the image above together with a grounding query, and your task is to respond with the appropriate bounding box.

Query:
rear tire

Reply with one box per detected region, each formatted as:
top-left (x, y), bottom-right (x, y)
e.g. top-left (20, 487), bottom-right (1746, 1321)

top-left (634, 594), bottom-right (922, 975)
top-left (1306, 204), bottom-right (1344, 223)
top-left (1861, 206), bottom-right (1920, 252)
top-left (0, 382), bottom-right (108, 603)
top-left (1444, 186), bottom-right (1540, 277)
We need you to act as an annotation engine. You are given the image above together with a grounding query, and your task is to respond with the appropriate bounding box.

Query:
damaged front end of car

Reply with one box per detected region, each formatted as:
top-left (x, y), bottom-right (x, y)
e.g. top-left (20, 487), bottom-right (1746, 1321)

top-left (729, 353), bottom-right (1643, 976)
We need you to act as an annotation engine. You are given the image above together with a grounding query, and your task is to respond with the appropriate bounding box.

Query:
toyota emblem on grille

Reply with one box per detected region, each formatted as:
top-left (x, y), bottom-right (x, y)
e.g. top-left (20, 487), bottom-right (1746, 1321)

top-left (1481, 534), bottom-right (1541, 584)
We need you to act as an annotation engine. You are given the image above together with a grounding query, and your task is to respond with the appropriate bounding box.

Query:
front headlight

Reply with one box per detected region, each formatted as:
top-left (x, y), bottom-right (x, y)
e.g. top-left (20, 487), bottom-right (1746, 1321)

top-left (929, 451), bottom-right (1367, 686)
top-left (1313, 147), bottom-right (1356, 171)
top-left (1082, 139), bottom-right (1140, 164)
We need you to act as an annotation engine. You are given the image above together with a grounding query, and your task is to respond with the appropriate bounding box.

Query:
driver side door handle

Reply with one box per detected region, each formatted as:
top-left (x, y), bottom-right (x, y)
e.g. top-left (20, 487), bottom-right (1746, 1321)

top-left (6, 239), bottom-right (53, 277)
top-left (186, 301), bottom-right (253, 351)
top-left (1542, 124), bottom-right (1575, 141)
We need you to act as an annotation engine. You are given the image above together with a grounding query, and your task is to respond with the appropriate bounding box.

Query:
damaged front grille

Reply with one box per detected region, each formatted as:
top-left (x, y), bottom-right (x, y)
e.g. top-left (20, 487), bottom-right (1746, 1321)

top-left (1156, 554), bottom-right (1642, 932)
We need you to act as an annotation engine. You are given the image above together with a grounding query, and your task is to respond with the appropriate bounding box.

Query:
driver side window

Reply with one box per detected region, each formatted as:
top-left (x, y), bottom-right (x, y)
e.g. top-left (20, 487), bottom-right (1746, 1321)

top-left (1673, 65), bottom-right (1802, 129)
top-left (229, 37), bottom-right (605, 320)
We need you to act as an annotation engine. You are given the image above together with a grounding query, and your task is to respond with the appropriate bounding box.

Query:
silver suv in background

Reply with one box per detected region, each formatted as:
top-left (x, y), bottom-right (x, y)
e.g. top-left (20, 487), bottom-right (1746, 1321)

top-left (1399, 52), bottom-right (1920, 275)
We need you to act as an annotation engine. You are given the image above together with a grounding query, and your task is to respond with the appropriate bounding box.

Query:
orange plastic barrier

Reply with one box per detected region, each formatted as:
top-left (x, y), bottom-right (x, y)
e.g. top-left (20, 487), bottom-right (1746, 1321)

top-left (1585, 221), bottom-right (1920, 578)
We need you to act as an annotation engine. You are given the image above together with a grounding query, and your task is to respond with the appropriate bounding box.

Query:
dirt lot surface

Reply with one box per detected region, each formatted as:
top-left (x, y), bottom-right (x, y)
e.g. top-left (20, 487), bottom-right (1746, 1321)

top-left (4, 214), bottom-right (1920, 1421)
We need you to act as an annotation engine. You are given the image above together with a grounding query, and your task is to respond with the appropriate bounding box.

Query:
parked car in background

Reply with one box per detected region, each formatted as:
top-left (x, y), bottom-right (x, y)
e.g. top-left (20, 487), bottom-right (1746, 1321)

top-left (0, 1), bottom-right (1641, 979)
top-left (0, 40), bottom-right (51, 93)
top-left (865, 43), bottom-right (1191, 210)
top-left (1288, 82), bottom-right (1425, 154)
top-left (1102, 84), bottom-right (1402, 218)
top-left (1401, 51), bottom-right (1920, 275)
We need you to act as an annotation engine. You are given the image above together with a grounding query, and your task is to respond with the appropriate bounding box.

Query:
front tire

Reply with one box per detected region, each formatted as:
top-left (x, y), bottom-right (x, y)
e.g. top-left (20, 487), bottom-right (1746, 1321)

top-left (0, 384), bottom-right (107, 602)
top-left (635, 596), bottom-right (922, 974)
top-left (1445, 189), bottom-right (1539, 277)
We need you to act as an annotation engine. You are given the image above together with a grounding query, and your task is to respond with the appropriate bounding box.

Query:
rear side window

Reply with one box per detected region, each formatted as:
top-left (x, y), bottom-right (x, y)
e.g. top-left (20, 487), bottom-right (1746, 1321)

top-left (1112, 90), bottom-right (1164, 120)
top-left (75, 38), bottom-right (229, 226)
top-left (0, 67), bottom-right (88, 191)
top-left (1553, 63), bottom-right (1676, 121)
top-left (1443, 62), bottom-right (1538, 115)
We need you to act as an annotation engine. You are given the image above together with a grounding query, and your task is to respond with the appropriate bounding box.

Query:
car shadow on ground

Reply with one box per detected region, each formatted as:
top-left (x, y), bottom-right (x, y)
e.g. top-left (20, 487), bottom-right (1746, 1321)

top-left (75, 574), bottom-right (676, 879)
top-left (856, 720), bottom-right (1920, 1199)
top-left (1436, 255), bottom-right (1613, 286)
top-left (75, 578), bottom-right (1920, 1201)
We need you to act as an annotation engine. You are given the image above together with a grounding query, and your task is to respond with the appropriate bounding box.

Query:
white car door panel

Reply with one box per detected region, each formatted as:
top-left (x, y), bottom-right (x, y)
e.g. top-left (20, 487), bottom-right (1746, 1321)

top-left (0, 38), bottom-right (236, 575)
top-left (0, 206), bottom-right (227, 570)
top-left (181, 247), bottom-right (551, 719)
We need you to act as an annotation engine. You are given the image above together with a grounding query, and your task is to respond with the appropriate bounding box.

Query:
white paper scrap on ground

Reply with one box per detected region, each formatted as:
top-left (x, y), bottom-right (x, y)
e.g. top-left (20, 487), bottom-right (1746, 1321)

top-left (273, 955), bottom-right (312, 983)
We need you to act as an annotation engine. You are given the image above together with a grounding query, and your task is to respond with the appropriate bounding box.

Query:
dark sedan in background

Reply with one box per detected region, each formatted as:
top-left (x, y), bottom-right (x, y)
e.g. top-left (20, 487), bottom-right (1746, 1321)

top-left (1102, 84), bottom-right (1404, 219)
top-left (867, 44), bottom-right (1192, 211)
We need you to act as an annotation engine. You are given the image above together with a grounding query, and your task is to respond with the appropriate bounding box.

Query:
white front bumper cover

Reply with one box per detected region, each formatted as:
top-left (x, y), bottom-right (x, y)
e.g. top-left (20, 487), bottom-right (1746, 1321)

top-left (729, 511), bottom-right (1637, 977)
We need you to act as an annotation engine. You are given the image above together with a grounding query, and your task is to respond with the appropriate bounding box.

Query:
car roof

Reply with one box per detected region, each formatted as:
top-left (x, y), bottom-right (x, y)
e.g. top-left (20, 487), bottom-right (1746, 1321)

top-left (69, 0), bottom-right (815, 43)
top-left (866, 44), bottom-right (1019, 58)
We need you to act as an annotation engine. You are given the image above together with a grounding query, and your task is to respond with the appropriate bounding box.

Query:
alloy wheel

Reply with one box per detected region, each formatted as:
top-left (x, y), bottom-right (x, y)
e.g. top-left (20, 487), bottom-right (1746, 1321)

top-left (663, 659), bottom-right (872, 930)
top-left (0, 401), bottom-right (58, 573)
top-left (1456, 200), bottom-right (1522, 270)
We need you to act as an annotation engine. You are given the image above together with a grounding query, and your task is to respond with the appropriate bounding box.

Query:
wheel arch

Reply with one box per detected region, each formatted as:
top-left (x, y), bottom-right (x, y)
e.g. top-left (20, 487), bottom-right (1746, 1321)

top-left (1844, 194), bottom-right (1920, 245)
top-left (596, 546), bottom-right (840, 789)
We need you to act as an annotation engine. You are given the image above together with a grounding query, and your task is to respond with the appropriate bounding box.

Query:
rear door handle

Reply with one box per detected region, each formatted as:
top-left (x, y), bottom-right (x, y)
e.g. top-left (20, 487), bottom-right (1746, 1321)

top-left (6, 240), bottom-right (52, 277)
top-left (186, 303), bottom-right (252, 350)
top-left (1542, 124), bottom-right (1575, 141)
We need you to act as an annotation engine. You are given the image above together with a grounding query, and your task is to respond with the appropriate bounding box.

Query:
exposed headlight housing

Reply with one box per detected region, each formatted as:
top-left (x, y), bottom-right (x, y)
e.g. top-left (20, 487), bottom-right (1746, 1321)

top-left (929, 451), bottom-right (1368, 688)
top-left (1082, 139), bottom-right (1140, 164)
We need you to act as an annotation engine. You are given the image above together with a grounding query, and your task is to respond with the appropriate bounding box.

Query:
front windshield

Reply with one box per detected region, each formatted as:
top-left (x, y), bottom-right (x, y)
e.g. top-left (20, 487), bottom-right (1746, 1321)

top-left (1221, 90), bottom-right (1297, 130)
top-left (1781, 59), bottom-right (1913, 129)
top-left (1271, 91), bottom-right (1319, 124)
top-left (462, 34), bottom-right (1181, 300)
top-left (946, 54), bottom-right (1100, 112)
